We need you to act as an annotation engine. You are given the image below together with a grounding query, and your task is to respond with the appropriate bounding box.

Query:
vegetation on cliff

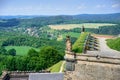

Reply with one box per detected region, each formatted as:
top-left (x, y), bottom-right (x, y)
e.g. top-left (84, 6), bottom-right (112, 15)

top-left (47, 61), bottom-right (63, 72)
top-left (72, 32), bottom-right (89, 53)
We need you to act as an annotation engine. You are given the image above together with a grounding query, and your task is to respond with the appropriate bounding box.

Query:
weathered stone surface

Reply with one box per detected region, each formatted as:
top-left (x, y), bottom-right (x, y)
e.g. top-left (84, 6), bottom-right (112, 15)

top-left (29, 73), bottom-right (64, 80)
top-left (66, 36), bottom-right (72, 52)
top-left (65, 61), bottom-right (120, 80)
top-left (64, 50), bottom-right (120, 80)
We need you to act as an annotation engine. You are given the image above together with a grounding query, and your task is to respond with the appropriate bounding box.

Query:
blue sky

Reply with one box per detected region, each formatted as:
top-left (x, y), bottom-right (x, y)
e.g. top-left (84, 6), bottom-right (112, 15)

top-left (0, 0), bottom-right (120, 15)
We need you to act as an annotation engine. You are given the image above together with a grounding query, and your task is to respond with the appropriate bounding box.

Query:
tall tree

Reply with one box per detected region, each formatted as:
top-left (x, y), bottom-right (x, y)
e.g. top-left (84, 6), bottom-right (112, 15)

top-left (8, 49), bottom-right (16, 56)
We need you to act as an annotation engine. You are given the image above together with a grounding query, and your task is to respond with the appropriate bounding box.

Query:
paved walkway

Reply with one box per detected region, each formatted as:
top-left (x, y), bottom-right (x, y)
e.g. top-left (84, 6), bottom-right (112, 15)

top-left (87, 37), bottom-right (120, 58)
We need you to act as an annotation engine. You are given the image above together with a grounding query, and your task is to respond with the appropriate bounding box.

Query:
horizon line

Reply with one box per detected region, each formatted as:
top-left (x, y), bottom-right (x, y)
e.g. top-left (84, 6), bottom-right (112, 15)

top-left (0, 12), bottom-right (120, 16)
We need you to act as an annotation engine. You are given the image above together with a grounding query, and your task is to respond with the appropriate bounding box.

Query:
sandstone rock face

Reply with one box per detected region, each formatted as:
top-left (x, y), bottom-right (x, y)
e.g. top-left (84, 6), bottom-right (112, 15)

top-left (65, 61), bottom-right (120, 80)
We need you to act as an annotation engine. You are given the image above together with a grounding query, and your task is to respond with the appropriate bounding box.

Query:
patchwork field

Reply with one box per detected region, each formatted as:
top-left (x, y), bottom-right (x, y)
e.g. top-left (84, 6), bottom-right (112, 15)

top-left (5, 46), bottom-right (39, 56)
top-left (49, 23), bottom-right (116, 30)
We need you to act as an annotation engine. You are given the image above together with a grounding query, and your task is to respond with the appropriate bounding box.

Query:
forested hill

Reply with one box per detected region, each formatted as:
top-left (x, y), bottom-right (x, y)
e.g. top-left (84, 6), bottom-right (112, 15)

top-left (74, 13), bottom-right (120, 23)
top-left (0, 13), bottom-right (120, 28)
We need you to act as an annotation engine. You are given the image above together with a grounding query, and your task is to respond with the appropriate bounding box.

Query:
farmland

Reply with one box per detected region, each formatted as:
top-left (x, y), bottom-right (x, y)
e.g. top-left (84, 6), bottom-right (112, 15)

top-left (49, 23), bottom-right (116, 30)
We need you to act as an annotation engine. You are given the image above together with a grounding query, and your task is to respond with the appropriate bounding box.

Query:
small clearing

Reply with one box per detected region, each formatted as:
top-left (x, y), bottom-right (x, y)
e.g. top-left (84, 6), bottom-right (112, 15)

top-left (5, 46), bottom-right (39, 56)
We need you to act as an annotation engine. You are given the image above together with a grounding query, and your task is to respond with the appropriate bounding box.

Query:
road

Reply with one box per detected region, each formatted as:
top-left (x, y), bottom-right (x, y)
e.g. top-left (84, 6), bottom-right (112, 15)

top-left (87, 37), bottom-right (120, 58)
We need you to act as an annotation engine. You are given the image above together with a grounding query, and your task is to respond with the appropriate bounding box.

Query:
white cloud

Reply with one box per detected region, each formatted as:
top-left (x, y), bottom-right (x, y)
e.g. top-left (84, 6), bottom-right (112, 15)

top-left (77, 4), bottom-right (86, 10)
top-left (96, 4), bottom-right (106, 8)
top-left (112, 3), bottom-right (120, 8)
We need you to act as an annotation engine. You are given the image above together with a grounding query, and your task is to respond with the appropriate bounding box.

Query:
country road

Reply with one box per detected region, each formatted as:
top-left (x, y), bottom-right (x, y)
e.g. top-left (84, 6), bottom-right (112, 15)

top-left (87, 36), bottom-right (120, 58)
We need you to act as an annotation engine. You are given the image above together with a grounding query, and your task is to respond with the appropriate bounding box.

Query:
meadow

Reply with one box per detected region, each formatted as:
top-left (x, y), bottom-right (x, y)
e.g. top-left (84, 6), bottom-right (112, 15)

top-left (5, 46), bottom-right (39, 56)
top-left (62, 32), bottom-right (80, 38)
top-left (49, 23), bottom-right (116, 30)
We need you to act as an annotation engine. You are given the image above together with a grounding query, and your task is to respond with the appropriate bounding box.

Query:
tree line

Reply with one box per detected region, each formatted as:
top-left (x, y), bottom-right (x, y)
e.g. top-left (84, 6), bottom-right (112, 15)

top-left (0, 46), bottom-right (63, 75)
top-left (0, 13), bottom-right (120, 28)
top-left (1, 36), bottom-right (65, 54)
top-left (69, 24), bottom-right (120, 35)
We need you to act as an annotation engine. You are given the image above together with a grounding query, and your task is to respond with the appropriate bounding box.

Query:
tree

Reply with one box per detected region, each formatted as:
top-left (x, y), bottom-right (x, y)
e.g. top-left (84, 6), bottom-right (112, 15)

top-left (5, 56), bottom-right (16, 71)
top-left (39, 46), bottom-right (63, 68)
top-left (0, 47), bottom-right (7, 55)
top-left (27, 48), bottom-right (38, 57)
top-left (8, 49), bottom-right (16, 56)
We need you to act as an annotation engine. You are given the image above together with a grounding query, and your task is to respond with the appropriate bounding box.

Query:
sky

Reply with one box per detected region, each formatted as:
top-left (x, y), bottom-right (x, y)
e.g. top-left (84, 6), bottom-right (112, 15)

top-left (0, 0), bottom-right (120, 15)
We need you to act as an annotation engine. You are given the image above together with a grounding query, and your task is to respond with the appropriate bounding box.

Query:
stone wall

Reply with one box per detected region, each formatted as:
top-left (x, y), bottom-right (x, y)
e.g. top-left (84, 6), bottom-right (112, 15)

top-left (74, 61), bottom-right (120, 80)
top-left (0, 70), bottom-right (50, 80)
top-left (65, 53), bottom-right (120, 80)
top-left (0, 71), bottom-right (10, 80)
top-left (29, 73), bottom-right (64, 80)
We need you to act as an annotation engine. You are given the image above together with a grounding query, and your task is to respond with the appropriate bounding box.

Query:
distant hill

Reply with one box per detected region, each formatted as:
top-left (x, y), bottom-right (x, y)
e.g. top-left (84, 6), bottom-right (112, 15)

top-left (0, 13), bottom-right (120, 22)
top-left (0, 15), bottom-right (39, 19)
top-left (73, 13), bottom-right (120, 23)
top-left (0, 13), bottom-right (120, 28)
top-left (29, 13), bottom-right (120, 24)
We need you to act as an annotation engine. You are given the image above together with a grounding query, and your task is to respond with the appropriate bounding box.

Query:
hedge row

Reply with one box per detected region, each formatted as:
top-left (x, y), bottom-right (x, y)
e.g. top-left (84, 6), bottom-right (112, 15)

top-left (72, 32), bottom-right (89, 53)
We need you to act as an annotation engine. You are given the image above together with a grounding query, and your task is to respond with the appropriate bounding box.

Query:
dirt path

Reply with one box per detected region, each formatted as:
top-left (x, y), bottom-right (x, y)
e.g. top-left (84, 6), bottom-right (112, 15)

top-left (87, 36), bottom-right (120, 58)
top-left (59, 61), bottom-right (65, 73)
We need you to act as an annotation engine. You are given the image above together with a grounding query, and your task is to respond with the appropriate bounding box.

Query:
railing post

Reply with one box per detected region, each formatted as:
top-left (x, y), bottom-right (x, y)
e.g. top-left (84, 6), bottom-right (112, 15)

top-left (66, 36), bottom-right (72, 52)
top-left (65, 36), bottom-right (76, 71)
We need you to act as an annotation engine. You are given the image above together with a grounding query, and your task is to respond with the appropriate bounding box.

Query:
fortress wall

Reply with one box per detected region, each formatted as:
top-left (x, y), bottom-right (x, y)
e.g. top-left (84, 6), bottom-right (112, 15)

top-left (0, 71), bottom-right (50, 80)
top-left (76, 54), bottom-right (120, 64)
top-left (65, 53), bottom-right (120, 80)
top-left (72, 61), bottom-right (120, 80)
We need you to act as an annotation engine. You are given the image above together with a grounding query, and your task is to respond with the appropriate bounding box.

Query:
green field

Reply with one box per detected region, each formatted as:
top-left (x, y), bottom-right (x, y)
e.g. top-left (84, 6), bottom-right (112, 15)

top-left (57, 32), bottom-right (80, 41)
top-left (107, 38), bottom-right (120, 51)
top-left (63, 32), bottom-right (80, 38)
top-left (47, 61), bottom-right (63, 72)
top-left (5, 46), bottom-right (39, 56)
top-left (49, 23), bottom-right (116, 30)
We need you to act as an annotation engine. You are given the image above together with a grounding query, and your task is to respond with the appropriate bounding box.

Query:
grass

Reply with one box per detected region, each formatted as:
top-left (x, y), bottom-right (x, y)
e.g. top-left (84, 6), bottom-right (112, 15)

top-left (49, 23), bottom-right (116, 30)
top-left (57, 32), bottom-right (80, 41)
top-left (72, 32), bottom-right (89, 53)
top-left (62, 32), bottom-right (80, 38)
top-left (5, 46), bottom-right (39, 56)
top-left (47, 61), bottom-right (63, 72)
top-left (107, 37), bottom-right (120, 51)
